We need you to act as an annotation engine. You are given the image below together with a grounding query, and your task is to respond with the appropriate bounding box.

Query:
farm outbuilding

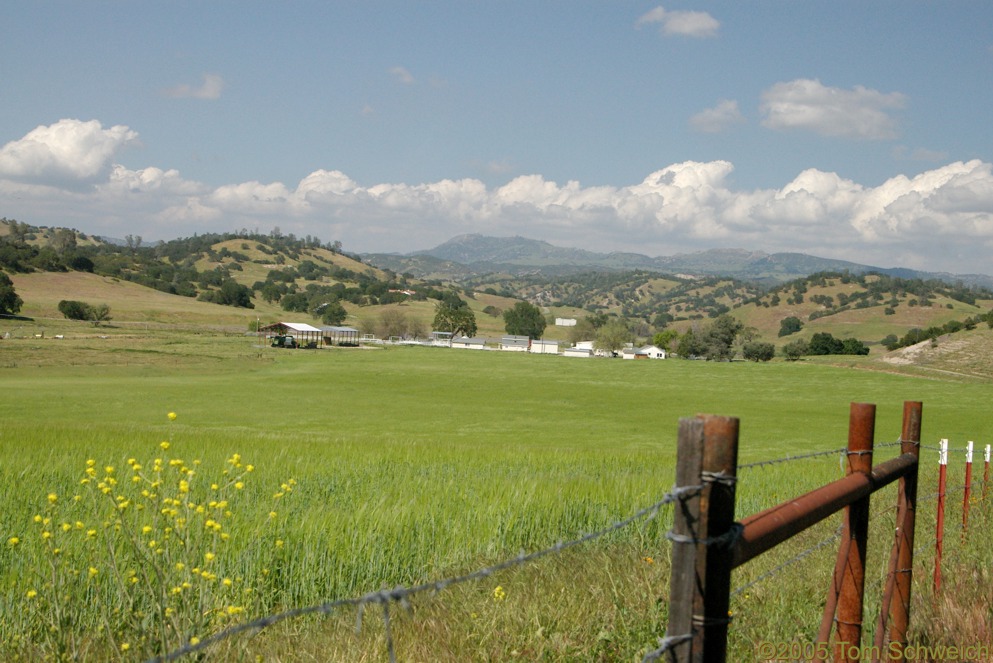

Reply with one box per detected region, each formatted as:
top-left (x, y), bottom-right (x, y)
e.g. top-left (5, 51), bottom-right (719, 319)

top-left (639, 345), bottom-right (667, 359)
top-left (452, 336), bottom-right (487, 350)
top-left (563, 346), bottom-right (593, 358)
top-left (529, 339), bottom-right (559, 354)
top-left (321, 325), bottom-right (359, 346)
top-left (260, 322), bottom-right (323, 348)
top-left (500, 335), bottom-right (530, 352)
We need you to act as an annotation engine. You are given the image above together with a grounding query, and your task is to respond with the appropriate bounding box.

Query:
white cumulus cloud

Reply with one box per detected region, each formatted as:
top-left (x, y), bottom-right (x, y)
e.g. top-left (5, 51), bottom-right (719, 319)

top-left (636, 6), bottom-right (719, 38)
top-left (3, 119), bottom-right (993, 274)
top-left (0, 119), bottom-right (138, 186)
top-left (761, 78), bottom-right (906, 140)
top-left (690, 99), bottom-right (745, 133)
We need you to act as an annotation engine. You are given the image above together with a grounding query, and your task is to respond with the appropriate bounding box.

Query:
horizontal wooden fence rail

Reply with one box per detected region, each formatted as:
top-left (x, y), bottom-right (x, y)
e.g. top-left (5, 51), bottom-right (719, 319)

top-left (664, 401), bottom-right (922, 663)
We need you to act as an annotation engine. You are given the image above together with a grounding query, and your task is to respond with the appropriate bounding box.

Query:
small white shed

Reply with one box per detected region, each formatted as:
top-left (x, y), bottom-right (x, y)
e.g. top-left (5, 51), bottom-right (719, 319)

top-left (452, 336), bottom-right (487, 350)
top-left (529, 339), bottom-right (560, 354)
top-left (500, 335), bottom-right (530, 352)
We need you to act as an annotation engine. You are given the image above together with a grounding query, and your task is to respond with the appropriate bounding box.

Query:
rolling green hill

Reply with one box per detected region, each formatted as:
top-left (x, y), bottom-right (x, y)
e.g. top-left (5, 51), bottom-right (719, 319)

top-left (5, 218), bottom-right (993, 363)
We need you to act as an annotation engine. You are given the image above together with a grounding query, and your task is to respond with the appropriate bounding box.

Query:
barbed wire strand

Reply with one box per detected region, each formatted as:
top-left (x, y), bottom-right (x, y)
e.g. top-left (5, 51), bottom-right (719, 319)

top-left (145, 484), bottom-right (703, 663)
top-left (731, 525), bottom-right (843, 598)
top-left (738, 447), bottom-right (847, 471)
top-left (738, 438), bottom-right (910, 474)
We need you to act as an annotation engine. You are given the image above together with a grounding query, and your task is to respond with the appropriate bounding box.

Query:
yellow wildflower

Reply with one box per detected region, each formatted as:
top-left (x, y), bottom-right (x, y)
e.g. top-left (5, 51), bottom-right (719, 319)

top-left (168, 412), bottom-right (177, 421)
top-left (26, 589), bottom-right (38, 599)
top-left (47, 493), bottom-right (58, 504)
top-left (493, 585), bottom-right (506, 601)
top-left (7, 537), bottom-right (19, 546)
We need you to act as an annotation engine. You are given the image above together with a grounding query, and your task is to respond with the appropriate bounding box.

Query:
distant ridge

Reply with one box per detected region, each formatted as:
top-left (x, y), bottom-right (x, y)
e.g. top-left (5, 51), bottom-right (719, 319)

top-left (362, 234), bottom-right (993, 288)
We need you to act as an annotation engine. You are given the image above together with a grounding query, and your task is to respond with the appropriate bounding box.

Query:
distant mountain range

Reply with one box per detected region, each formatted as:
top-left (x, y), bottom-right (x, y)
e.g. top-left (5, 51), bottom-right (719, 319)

top-left (363, 234), bottom-right (993, 288)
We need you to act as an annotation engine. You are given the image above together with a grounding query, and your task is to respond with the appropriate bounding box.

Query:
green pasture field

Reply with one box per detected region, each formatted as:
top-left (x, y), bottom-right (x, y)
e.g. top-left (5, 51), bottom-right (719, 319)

top-left (0, 334), bottom-right (990, 660)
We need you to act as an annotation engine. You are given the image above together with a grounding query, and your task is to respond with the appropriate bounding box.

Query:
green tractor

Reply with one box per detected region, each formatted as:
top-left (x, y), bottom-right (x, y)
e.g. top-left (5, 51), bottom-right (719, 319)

top-left (270, 334), bottom-right (297, 349)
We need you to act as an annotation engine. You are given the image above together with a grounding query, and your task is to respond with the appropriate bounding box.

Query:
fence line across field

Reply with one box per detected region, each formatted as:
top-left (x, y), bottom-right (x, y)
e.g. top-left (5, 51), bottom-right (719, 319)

top-left (146, 400), bottom-right (989, 663)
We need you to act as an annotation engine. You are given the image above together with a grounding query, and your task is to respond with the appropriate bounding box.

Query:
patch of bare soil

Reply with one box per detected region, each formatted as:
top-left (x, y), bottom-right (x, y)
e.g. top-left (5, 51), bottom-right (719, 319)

top-left (880, 332), bottom-right (993, 380)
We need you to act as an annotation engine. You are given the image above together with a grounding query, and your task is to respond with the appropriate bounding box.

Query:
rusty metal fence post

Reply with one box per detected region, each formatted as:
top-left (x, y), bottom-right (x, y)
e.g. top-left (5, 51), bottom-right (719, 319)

top-left (664, 415), bottom-right (740, 663)
top-left (874, 401), bottom-right (922, 659)
top-left (962, 441), bottom-right (973, 539)
top-left (933, 439), bottom-right (948, 594)
top-left (834, 403), bottom-right (875, 663)
top-left (984, 444), bottom-right (990, 501)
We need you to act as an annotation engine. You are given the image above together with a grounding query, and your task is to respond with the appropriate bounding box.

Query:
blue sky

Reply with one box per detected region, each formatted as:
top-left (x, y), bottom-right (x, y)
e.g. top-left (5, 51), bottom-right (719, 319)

top-left (2, 2), bottom-right (992, 274)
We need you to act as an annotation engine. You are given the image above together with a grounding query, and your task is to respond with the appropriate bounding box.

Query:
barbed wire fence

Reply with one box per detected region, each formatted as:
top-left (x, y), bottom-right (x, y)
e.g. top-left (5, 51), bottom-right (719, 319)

top-left (143, 432), bottom-right (988, 663)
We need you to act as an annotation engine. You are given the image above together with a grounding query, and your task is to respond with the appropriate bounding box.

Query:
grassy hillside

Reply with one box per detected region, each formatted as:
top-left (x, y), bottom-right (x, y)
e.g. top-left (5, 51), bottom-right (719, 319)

top-left (8, 271), bottom-right (272, 329)
top-left (5, 219), bottom-right (993, 358)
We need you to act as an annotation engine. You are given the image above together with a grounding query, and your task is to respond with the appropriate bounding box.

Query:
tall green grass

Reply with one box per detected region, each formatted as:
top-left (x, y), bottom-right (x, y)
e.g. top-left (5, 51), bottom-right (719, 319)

top-left (0, 339), bottom-right (991, 659)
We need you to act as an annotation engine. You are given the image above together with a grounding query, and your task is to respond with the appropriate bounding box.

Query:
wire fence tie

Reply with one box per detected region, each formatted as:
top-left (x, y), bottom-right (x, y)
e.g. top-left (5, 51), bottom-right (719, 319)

top-left (642, 633), bottom-right (694, 662)
top-left (701, 470), bottom-right (738, 486)
top-left (692, 613), bottom-right (733, 627)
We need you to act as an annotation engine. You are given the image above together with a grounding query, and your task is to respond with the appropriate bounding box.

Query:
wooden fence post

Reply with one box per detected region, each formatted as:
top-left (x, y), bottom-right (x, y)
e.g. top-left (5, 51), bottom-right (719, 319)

top-left (665, 417), bottom-right (704, 663)
top-left (664, 415), bottom-right (739, 663)
top-left (835, 403), bottom-right (875, 663)
top-left (875, 401), bottom-right (922, 659)
top-left (697, 415), bottom-right (740, 663)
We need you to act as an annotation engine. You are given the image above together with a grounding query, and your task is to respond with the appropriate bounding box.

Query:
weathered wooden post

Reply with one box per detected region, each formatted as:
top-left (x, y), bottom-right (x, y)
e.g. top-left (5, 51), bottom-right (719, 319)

top-left (696, 415), bottom-right (740, 662)
top-left (664, 417), bottom-right (704, 663)
top-left (664, 414), bottom-right (739, 663)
